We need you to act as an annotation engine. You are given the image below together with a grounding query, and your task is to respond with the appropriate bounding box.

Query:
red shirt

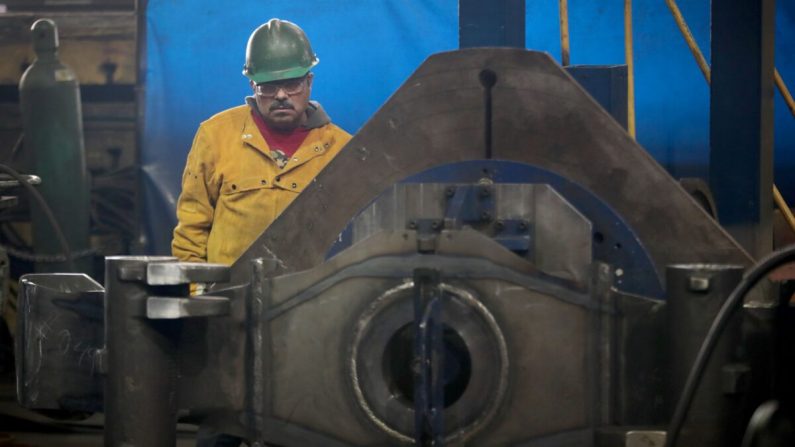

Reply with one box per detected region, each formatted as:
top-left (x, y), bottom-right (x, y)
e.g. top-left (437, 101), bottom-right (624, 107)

top-left (251, 109), bottom-right (310, 158)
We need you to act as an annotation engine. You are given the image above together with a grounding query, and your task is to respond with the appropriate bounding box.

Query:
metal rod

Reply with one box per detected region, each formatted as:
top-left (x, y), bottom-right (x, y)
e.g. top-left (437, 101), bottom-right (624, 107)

top-left (559, 0), bottom-right (570, 66)
top-left (413, 268), bottom-right (443, 446)
top-left (775, 69), bottom-right (795, 117)
top-left (624, 0), bottom-right (636, 138)
top-left (665, 0), bottom-right (711, 83)
top-left (774, 185), bottom-right (795, 234)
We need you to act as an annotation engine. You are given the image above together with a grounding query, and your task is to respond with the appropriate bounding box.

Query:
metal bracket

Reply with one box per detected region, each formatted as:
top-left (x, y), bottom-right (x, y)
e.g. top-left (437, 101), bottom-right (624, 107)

top-left (146, 295), bottom-right (231, 319)
top-left (408, 219), bottom-right (442, 254)
top-left (443, 183), bottom-right (494, 229)
top-left (492, 219), bottom-right (532, 253)
top-left (116, 259), bottom-right (231, 285)
top-left (147, 262), bottom-right (231, 285)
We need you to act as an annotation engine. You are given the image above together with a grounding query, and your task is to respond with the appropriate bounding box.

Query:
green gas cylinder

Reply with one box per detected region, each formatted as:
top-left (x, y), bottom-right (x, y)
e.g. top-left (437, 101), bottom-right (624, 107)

top-left (19, 19), bottom-right (91, 274)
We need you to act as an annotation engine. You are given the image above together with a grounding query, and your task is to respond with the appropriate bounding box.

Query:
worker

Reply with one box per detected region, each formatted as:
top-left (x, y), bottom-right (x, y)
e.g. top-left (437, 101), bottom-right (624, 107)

top-left (172, 18), bottom-right (352, 268)
top-left (171, 19), bottom-right (351, 446)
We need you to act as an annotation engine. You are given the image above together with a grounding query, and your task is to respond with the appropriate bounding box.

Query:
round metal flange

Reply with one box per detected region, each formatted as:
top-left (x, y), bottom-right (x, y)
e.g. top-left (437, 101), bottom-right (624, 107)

top-left (349, 281), bottom-right (508, 444)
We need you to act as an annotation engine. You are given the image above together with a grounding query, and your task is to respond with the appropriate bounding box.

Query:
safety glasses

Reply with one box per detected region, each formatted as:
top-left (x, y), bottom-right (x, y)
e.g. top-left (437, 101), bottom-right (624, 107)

top-left (255, 75), bottom-right (308, 97)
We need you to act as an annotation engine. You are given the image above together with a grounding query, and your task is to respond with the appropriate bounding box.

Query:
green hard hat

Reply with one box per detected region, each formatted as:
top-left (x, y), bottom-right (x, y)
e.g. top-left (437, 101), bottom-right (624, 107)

top-left (243, 18), bottom-right (319, 84)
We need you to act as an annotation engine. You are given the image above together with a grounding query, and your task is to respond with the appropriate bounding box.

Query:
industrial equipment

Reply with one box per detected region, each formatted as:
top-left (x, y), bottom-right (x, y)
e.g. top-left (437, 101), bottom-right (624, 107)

top-left (13, 49), bottom-right (795, 446)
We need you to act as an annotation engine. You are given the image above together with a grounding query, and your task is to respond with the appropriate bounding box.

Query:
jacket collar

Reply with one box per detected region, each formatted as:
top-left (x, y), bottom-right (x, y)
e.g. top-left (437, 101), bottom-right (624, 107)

top-left (245, 97), bottom-right (330, 130)
top-left (240, 99), bottom-right (335, 171)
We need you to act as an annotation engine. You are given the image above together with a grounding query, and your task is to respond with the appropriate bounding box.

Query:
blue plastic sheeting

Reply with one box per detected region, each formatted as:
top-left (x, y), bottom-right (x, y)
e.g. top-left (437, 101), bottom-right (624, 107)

top-left (141, 0), bottom-right (457, 254)
top-left (142, 0), bottom-right (795, 255)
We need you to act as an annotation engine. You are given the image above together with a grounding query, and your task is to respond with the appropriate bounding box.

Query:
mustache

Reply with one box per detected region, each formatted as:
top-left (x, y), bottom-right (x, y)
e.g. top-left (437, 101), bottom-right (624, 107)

top-left (270, 100), bottom-right (294, 111)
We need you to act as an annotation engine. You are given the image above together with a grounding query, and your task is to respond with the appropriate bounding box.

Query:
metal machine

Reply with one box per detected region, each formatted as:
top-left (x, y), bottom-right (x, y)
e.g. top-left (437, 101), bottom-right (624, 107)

top-left (13, 49), bottom-right (795, 446)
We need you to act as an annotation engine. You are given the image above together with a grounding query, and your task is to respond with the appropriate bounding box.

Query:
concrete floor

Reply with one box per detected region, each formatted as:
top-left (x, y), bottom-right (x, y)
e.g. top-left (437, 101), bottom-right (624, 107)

top-left (0, 381), bottom-right (197, 446)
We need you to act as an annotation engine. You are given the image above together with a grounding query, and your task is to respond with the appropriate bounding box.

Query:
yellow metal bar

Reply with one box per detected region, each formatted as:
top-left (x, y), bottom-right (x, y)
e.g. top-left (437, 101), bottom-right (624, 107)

top-left (559, 0), bottom-right (570, 66)
top-left (665, 0), bottom-right (711, 83)
top-left (624, 0), bottom-right (636, 138)
top-left (774, 185), bottom-right (795, 234)
top-left (775, 69), bottom-right (795, 117)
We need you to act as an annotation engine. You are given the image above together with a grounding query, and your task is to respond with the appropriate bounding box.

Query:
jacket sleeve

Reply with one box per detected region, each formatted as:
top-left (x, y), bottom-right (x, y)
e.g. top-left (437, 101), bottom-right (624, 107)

top-left (172, 125), bottom-right (218, 262)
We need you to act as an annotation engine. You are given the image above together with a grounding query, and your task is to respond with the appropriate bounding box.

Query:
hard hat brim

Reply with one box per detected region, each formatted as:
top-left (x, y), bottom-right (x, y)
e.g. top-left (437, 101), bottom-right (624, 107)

top-left (244, 59), bottom-right (319, 84)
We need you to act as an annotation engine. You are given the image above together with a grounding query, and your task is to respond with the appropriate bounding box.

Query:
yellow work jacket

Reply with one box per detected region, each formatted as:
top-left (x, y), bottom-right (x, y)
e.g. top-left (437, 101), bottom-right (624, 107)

top-left (172, 101), bottom-right (351, 265)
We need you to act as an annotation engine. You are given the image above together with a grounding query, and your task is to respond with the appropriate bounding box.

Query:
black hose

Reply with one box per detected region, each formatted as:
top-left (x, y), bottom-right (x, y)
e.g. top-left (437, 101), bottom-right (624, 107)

top-left (666, 244), bottom-right (795, 447)
top-left (0, 163), bottom-right (75, 272)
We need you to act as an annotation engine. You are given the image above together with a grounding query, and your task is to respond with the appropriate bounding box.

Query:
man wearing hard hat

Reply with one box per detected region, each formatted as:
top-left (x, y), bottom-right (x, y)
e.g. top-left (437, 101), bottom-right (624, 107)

top-left (172, 19), bottom-right (351, 269)
top-left (171, 19), bottom-right (351, 446)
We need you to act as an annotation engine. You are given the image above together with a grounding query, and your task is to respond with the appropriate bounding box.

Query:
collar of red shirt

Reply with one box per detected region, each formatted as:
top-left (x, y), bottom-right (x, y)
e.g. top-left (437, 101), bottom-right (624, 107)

top-left (250, 109), bottom-right (310, 159)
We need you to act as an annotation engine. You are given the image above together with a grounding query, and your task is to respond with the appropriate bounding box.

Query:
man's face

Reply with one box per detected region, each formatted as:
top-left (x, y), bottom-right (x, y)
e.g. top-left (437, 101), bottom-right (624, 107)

top-left (251, 73), bottom-right (313, 131)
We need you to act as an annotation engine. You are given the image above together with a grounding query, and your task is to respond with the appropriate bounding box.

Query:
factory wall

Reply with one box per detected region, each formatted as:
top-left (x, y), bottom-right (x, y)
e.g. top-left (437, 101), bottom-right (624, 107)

top-left (141, 0), bottom-right (795, 255)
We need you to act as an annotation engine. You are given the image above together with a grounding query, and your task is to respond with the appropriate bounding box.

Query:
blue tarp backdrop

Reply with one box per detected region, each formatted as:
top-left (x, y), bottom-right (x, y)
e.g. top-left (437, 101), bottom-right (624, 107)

top-left (142, 0), bottom-right (795, 255)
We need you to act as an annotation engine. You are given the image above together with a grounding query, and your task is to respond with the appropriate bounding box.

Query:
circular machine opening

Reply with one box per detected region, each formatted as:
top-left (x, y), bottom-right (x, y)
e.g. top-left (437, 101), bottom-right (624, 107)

top-left (382, 323), bottom-right (472, 408)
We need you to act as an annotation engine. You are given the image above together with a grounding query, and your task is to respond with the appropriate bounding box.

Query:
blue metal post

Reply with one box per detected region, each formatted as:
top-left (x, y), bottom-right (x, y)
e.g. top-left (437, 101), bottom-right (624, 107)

top-left (459, 0), bottom-right (525, 48)
top-left (566, 65), bottom-right (629, 130)
top-left (709, 0), bottom-right (775, 258)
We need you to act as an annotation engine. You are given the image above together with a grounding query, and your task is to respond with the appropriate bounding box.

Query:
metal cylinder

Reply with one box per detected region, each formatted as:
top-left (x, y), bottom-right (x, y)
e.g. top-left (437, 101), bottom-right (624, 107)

top-left (19, 19), bottom-right (91, 274)
top-left (104, 256), bottom-right (183, 447)
top-left (666, 263), bottom-right (744, 446)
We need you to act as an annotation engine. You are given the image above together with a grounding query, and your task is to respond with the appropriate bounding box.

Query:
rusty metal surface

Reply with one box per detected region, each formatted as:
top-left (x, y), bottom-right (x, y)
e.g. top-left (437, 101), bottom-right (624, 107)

top-left (233, 48), bottom-right (751, 283)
